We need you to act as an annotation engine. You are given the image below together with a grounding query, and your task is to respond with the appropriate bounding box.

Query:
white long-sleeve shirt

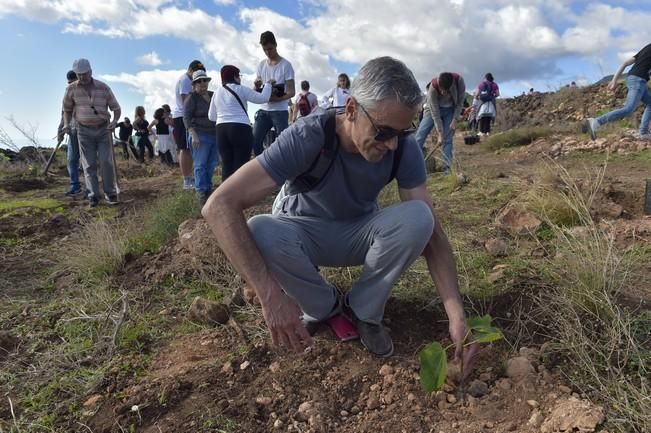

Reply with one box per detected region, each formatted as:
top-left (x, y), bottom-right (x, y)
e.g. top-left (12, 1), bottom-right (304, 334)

top-left (320, 87), bottom-right (351, 109)
top-left (208, 82), bottom-right (272, 125)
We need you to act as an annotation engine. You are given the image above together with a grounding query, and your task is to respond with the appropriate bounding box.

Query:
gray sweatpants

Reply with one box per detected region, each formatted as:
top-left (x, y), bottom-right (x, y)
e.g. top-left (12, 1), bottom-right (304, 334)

top-left (248, 200), bottom-right (434, 324)
top-left (77, 124), bottom-right (117, 200)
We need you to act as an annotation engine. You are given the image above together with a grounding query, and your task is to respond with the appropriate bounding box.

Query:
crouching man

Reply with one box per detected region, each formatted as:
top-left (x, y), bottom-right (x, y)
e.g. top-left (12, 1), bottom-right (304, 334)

top-left (202, 57), bottom-right (477, 371)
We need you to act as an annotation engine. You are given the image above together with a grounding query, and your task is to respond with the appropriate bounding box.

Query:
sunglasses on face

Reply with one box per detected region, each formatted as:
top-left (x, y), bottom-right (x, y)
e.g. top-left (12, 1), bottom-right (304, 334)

top-left (357, 103), bottom-right (416, 141)
top-left (195, 79), bottom-right (210, 84)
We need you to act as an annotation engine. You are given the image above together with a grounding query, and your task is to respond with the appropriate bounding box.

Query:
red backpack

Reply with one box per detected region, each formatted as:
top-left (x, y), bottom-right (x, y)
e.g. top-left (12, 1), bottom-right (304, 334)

top-left (297, 92), bottom-right (314, 116)
top-left (431, 73), bottom-right (460, 93)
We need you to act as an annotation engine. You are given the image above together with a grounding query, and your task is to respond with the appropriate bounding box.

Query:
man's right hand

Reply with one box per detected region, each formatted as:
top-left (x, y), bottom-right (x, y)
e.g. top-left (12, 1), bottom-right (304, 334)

top-left (607, 81), bottom-right (617, 92)
top-left (191, 130), bottom-right (201, 149)
top-left (261, 287), bottom-right (313, 351)
top-left (438, 131), bottom-right (444, 144)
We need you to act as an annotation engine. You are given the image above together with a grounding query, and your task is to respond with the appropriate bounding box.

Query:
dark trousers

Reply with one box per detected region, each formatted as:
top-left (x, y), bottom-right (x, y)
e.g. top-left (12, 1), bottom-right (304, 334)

top-left (479, 117), bottom-right (492, 134)
top-left (217, 123), bottom-right (254, 181)
top-left (134, 134), bottom-right (154, 162)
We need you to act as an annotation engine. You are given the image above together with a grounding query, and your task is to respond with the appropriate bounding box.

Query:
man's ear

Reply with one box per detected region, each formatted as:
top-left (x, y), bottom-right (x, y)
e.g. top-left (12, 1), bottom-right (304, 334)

top-left (344, 97), bottom-right (356, 121)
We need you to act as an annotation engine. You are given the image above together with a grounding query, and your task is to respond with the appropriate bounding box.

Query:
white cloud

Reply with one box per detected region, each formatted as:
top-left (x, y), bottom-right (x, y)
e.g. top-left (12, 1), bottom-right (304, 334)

top-left (4, 0), bottom-right (651, 101)
top-left (136, 51), bottom-right (164, 66)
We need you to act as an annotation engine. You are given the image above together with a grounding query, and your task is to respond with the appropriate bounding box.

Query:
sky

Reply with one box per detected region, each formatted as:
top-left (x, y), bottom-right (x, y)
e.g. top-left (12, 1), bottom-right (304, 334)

top-left (0, 0), bottom-right (650, 147)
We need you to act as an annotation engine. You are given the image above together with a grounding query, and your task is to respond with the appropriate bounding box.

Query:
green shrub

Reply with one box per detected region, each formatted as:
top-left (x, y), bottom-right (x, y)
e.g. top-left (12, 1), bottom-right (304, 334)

top-left (484, 127), bottom-right (554, 150)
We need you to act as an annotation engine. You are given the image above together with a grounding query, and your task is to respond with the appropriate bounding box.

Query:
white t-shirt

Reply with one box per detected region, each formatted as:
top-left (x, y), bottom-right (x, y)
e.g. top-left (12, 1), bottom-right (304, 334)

top-left (256, 57), bottom-right (295, 112)
top-left (321, 87), bottom-right (351, 109)
top-left (173, 73), bottom-right (192, 118)
top-left (209, 83), bottom-right (272, 125)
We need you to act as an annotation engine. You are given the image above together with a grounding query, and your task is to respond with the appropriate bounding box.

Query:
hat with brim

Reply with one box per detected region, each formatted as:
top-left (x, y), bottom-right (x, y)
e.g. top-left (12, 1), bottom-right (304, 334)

top-left (72, 58), bottom-right (91, 74)
top-left (192, 70), bottom-right (211, 83)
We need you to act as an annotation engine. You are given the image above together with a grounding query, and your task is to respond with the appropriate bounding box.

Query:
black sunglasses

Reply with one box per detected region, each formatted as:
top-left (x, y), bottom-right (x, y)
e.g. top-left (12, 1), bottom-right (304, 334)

top-left (357, 102), bottom-right (415, 141)
top-left (195, 78), bottom-right (210, 84)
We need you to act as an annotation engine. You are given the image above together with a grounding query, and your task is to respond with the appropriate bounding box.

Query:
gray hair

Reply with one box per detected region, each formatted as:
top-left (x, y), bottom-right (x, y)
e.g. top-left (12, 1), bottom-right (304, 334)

top-left (350, 56), bottom-right (423, 110)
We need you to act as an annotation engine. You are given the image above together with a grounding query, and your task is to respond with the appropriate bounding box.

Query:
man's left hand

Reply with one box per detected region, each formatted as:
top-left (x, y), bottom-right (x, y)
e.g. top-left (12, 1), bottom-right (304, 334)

top-left (107, 122), bottom-right (116, 131)
top-left (450, 119), bottom-right (457, 131)
top-left (449, 319), bottom-right (479, 380)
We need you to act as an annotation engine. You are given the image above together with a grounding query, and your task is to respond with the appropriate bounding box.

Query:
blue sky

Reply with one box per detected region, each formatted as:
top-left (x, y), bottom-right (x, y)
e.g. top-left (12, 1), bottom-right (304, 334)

top-left (0, 0), bottom-right (650, 147)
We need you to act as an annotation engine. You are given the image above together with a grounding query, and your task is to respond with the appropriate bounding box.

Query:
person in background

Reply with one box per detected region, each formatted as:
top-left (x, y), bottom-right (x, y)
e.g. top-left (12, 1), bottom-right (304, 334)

top-left (184, 70), bottom-right (219, 205)
top-left (292, 80), bottom-right (319, 122)
top-left (173, 60), bottom-right (206, 189)
top-left (414, 72), bottom-right (466, 172)
top-left (584, 42), bottom-right (651, 141)
top-left (320, 73), bottom-right (351, 112)
top-left (149, 108), bottom-right (175, 166)
top-left (57, 70), bottom-right (83, 196)
top-left (132, 106), bottom-right (154, 163)
top-left (115, 117), bottom-right (137, 160)
top-left (62, 58), bottom-right (121, 207)
top-left (474, 73), bottom-right (500, 136)
top-left (252, 31), bottom-right (296, 156)
top-left (209, 64), bottom-right (272, 181)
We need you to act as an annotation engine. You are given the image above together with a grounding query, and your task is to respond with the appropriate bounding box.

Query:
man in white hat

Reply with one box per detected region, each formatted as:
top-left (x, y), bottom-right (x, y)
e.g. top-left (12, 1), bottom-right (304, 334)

top-left (62, 58), bottom-right (122, 207)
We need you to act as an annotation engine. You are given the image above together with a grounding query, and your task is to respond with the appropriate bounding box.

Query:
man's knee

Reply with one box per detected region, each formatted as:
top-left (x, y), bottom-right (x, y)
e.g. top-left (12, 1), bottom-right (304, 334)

top-left (400, 200), bottom-right (435, 243)
top-left (248, 215), bottom-right (296, 257)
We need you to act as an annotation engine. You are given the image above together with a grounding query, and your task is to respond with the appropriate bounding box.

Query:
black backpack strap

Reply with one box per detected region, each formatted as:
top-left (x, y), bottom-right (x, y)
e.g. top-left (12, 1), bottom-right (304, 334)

top-left (222, 84), bottom-right (248, 117)
top-left (285, 109), bottom-right (338, 195)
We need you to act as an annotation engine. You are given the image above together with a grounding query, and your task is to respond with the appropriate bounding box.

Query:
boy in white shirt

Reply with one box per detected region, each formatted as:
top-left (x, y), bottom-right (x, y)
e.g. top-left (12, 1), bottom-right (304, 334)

top-left (252, 31), bottom-right (296, 156)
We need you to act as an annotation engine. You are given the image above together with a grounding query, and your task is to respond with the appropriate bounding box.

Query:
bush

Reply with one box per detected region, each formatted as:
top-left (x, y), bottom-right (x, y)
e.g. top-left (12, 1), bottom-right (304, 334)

top-left (484, 127), bottom-right (554, 150)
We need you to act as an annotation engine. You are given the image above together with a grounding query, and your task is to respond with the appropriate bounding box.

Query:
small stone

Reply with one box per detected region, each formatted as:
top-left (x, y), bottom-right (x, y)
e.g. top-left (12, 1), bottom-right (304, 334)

top-left (187, 296), bottom-right (230, 324)
top-left (436, 400), bottom-right (450, 410)
top-left (527, 399), bottom-right (540, 408)
top-left (467, 380), bottom-right (489, 397)
top-left (350, 405), bottom-right (360, 415)
top-left (479, 372), bottom-right (492, 382)
top-left (298, 401), bottom-right (312, 413)
top-left (221, 362), bottom-right (234, 374)
top-left (506, 356), bottom-right (535, 381)
top-left (83, 394), bottom-right (103, 407)
top-left (239, 360), bottom-right (250, 370)
top-left (407, 393), bottom-right (416, 402)
top-left (370, 384), bottom-right (381, 392)
top-left (528, 410), bottom-right (544, 427)
top-left (340, 410), bottom-right (349, 417)
top-left (269, 361), bottom-right (281, 373)
top-left (484, 238), bottom-right (508, 256)
top-left (559, 385), bottom-right (572, 394)
top-left (379, 364), bottom-right (394, 376)
top-left (256, 396), bottom-right (272, 406)
top-left (366, 393), bottom-right (380, 410)
top-left (434, 391), bottom-right (447, 402)
top-left (273, 419), bottom-right (283, 429)
top-left (446, 394), bottom-right (457, 404)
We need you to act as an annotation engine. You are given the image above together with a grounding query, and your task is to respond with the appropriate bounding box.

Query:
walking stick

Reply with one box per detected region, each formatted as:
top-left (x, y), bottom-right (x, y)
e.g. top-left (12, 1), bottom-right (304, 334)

top-left (43, 135), bottom-right (67, 176)
top-left (108, 132), bottom-right (121, 196)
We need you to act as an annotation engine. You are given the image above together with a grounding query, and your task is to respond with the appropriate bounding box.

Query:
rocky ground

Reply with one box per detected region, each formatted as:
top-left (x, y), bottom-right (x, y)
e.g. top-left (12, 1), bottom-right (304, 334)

top-left (0, 89), bottom-right (650, 432)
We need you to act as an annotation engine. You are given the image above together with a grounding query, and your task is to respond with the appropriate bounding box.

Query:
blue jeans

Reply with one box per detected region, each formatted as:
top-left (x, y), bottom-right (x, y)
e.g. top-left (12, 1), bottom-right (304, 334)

top-left (190, 131), bottom-right (219, 195)
top-left (597, 75), bottom-right (651, 135)
top-left (414, 106), bottom-right (455, 171)
top-left (252, 110), bottom-right (289, 156)
top-left (67, 129), bottom-right (81, 191)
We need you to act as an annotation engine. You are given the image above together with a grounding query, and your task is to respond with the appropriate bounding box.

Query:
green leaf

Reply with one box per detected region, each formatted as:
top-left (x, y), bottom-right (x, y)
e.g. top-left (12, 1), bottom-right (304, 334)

top-left (473, 329), bottom-right (503, 344)
top-left (419, 342), bottom-right (448, 393)
top-left (467, 315), bottom-right (493, 331)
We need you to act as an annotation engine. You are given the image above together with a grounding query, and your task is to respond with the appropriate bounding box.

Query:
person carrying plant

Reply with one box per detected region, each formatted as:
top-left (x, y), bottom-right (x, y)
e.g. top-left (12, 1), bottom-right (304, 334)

top-left (202, 57), bottom-right (478, 376)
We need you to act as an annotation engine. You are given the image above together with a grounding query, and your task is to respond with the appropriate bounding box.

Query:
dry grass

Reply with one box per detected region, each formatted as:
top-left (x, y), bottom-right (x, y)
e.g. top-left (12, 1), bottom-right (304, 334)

top-left (532, 161), bottom-right (650, 432)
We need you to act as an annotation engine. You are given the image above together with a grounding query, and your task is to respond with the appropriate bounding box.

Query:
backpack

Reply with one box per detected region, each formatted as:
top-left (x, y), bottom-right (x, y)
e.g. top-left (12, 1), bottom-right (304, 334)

top-left (285, 109), bottom-right (405, 196)
top-left (479, 81), bottom-right (496, 103)
top-left (297, 92), bottom-right (314, 117)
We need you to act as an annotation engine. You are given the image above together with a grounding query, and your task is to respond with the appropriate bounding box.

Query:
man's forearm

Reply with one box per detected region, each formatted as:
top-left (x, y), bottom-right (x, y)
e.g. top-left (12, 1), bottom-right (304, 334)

top-left (203, 200), bottom-right (281, 304)
top-left (423, 228), bottom-right (465, 324)
top-left (111, 108), bottom-right (121, 125)
top-left (63, 112), bottom-right (72, 128)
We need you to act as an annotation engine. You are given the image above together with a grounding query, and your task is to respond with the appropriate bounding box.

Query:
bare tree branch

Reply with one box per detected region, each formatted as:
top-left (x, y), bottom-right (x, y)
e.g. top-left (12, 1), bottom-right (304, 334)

top-left (5, 115), bottom-right (48, 165)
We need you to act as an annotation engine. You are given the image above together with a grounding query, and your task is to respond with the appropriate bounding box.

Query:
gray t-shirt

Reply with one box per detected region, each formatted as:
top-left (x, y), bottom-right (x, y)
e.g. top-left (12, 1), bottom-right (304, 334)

top-left (257, 111), bottom-right (427, 220)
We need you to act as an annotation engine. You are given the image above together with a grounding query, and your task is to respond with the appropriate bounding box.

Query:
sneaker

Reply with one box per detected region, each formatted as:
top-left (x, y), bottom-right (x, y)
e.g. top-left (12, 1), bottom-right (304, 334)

top-left (345, 304), bottom-right (393, 357)
top-left (637, 133), bottom-right (651, 141)
top-left (88, 197), bottom-right (99, 208)
top-left (65, 187), bottom-right (82, 196)
top-left (106, 195), bottom-right (119, 205)
top-left (182, 177), bottom-right (195, 190)
top-left (583, 118), bottom-right (599, 141)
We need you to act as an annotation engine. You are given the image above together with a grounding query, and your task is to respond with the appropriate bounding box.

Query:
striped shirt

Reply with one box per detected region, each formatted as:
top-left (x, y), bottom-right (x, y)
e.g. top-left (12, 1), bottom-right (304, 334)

top-left (62, 79), bottom-right (120, 128)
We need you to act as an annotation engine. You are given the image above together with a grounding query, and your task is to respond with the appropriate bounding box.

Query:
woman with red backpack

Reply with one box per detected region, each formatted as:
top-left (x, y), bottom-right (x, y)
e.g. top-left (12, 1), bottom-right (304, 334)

top-left (474, 73), bottom-right (500, 136)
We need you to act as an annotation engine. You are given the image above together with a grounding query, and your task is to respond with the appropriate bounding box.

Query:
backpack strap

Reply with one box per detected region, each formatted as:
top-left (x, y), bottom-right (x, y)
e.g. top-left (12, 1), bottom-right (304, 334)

top-left (285, 109), bottom-right (338, 195)
top-left (222, 84), bottom-right (248, 117)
